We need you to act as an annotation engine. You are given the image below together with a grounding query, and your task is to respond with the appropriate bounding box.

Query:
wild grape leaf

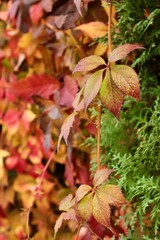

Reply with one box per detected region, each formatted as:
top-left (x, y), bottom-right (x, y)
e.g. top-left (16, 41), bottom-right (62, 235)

top-left (100, 70), bottom-right (125, 119)
top-left (84, 69), bottom-right (104, 110)
top-left (72, 87), bottom-right (84, 111)
top-left (59, 75), bottom-right (78, 107)
top-left (73, 0), bottom-right (82, 16)
top-left (111, 65), bottom-right (140, 100)
top-left (108, 44), bottom-right (144, 62)
top-left (78, 192), bottom-right (93, 221)
top-left (29, 2), bottom-right (43, 25)
top-left (59, 194), bottom-right (75, 211)
top-left (75, 21), bottom-right (108, 39)
top-left (73, 55), bottom-right (106, 74)
top-left (93, 168), bottom-right (113, 187)
top-left (57, 112), bottom-right (78, 150)
top-left (42, 0), bottom-right (57, 12)
top-left (76, 184), bottom-right (92, 202)
top-left (9, 74), bottom-right (60, 100)
top-left (54, 209), bottom-right (77, 238)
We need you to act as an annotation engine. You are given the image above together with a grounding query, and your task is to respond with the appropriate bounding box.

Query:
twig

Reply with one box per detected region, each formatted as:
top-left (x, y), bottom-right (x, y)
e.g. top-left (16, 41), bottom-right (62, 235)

top-left (96, 105), bottom-right (102, 170)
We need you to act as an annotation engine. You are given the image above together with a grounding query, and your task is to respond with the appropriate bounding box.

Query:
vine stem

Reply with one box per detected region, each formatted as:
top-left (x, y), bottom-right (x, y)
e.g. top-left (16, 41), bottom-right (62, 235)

top-left (97, 105), bottom-right (102, 170)
top-left (108, 0), bottom-right (113, 55)
top-left (75, 224), bottom-right (82, 240)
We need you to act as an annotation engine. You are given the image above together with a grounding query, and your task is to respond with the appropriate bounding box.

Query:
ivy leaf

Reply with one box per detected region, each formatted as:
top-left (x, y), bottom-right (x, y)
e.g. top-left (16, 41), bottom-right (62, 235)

top-left (100, 70), bottom-right (125, 119)
top-left (10, 74), bottom-right (60, 100)
top-left (111, 65), bottom-right (140, 100)
top-left (59, 194), bottom-right (75, 211)
top-left (78, 192), bottom-right (93, 221)
top-left (108, 44), bottom-right (144, 62)
top-left (73, 55), bottom-right (106, 74)
top-left (57, 112), bottom-right (78, 150)
top-left (76, 184), bottom-right (92, 202)
top-left (73, 0), bottom-right (82, 16)
top-left (93, 168), bottom-right (113, 187)
top-left (84, 69), bottom-right (104, 110)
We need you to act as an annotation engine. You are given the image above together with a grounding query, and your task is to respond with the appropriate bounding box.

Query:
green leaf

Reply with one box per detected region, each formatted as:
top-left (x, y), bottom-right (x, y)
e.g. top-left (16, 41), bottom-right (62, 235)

top-left (111, 65), bottom-right (140, 100)
top-left (73, 55), bottom-right (106, 74)
top-left (108, 44), bottom-right (144, 62)
top-left (78, 192), bottom-right (93, 221)
top-left (76, 184), bottom-right (92, 202)
top-left (84, 69), bottom-right (104, 110)
top-left (93, 168), bottom-right (113, 187)
top-left (100, 69), bottom-right (124, 119)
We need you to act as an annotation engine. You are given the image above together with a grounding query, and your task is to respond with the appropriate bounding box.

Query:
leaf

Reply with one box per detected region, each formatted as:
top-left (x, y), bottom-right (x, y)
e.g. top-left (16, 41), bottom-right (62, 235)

top-left (75, 21), bottom-right (108, 39)
top-left (96, 184), bottom-right (127, 207)
top-left (57, 112), bottom-right (78, 150)
top-left (59, 194), bottom-right (75, 211)
top-left (84, 69), bottom-right (104, 109)
top-left (100, 70), bottom-right (125, 118)
top-left (72, 87), bottom-right (84, 110)
top-left (54, 209), bottom-right (77, 238)
top-left (42, 0), bottom-right (55, 12)
top-left (29, 2), bottom-right (43, 25)
top-left (76, 184), bottom-right (92, 202)
top-left (9, 74), bottom-right (60, 100)
top-left (92, 191), bottom-right (112, 230)
top-left (93, 168), bottom-right (113, 187)
top-left (78, 192), bottom-right (93, 221)
top-left (73, 55), bottom-right (106, 74)
top-left (108, 44), bottom-right (144, 62)
top-left (18, 33), bottom-right (33, 49)
top-left (111, 65), bottom-right (140, 100)
top-left (73, 0), bottom-right (82, 16)
top-left (59, 75), bottom-right (78, 107)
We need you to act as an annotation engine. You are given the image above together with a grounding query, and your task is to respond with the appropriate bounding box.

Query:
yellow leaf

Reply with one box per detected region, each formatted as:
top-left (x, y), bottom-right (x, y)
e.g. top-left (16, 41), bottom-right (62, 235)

top-left (75, 21), bottom-right (108, 39)
top-left (94, 42), bottom-right (108, 56)
top-left (18, 33), bottom-right (33, 48)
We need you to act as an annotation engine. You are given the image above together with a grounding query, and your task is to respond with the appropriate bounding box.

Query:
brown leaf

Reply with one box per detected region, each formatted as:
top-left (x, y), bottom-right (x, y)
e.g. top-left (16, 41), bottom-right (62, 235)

top-left (73, 55), bottom-right (106, 74)
top-left (111, 65), bottom-right (140, 100)
top-left (76, 184), bottom-right (92, 202)
top-left (57, 112), bottom-right (78, 150)
top-left (84, 69), bottom-right (104, 109)
top-left (100, 70), bottom-right (125, 119)
top-left (93, 168), bottom-right (113, 187)
top-left (108, 44), bottom-right (144, 63)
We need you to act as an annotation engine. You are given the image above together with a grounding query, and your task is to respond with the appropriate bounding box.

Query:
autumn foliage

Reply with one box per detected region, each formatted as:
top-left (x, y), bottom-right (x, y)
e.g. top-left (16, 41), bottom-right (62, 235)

top-left (0, 0), bottom-right (145, 239)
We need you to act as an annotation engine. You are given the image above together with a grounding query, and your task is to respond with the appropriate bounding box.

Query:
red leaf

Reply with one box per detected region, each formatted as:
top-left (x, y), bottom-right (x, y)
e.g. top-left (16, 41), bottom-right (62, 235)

top-left (108, 44), bottom-right (144, 62)
top-left (9, 74), bottom-right (60, 100)
top-left (57, 112), bottom-right (78, 150)
top-left (29, 2), bottom-right (43, 25)
top-left (93, 168), bottom-right (113, 187)
top-left (59, 75), bottom-right (78, 107)
top-left (84, 69), bottom-right (104, 109)
top-left (73, 55), bottom-right (106, 74)
top-left (111, 65), bottom-right (140, 100)
top-left (100, 70), bottom-right (125, 119)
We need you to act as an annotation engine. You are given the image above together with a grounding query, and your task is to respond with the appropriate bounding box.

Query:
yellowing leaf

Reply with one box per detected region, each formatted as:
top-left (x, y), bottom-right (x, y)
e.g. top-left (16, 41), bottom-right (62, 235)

top-left (18, 33), bottom-right (33, 49)
top-left (72, 87), bottom-right (84, 111)
top-left (92, 191), bottom-right (112, 230)
top-left (108, 44), bottom-right (144, 62)
top-left (59, 194), bottom-right (75, 211)
top-left (93, 168), bottom-right (113, 187)
top-left (100, 70), bottom-right (124, 118)
top-left (94, 42), bottom-right (108, 56)
top-left (76, 184), bottom-right (92, 202)
top-left (73, 55), bottom-right (106, 74)
top-left (84, 69), bottom-right (104, 109)
top-left (78, 192), bottom-right (93, 220)
top-left (75, 21), bottom-right (108, 39)
top-left (111, 65), bottom-right (140, 100)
